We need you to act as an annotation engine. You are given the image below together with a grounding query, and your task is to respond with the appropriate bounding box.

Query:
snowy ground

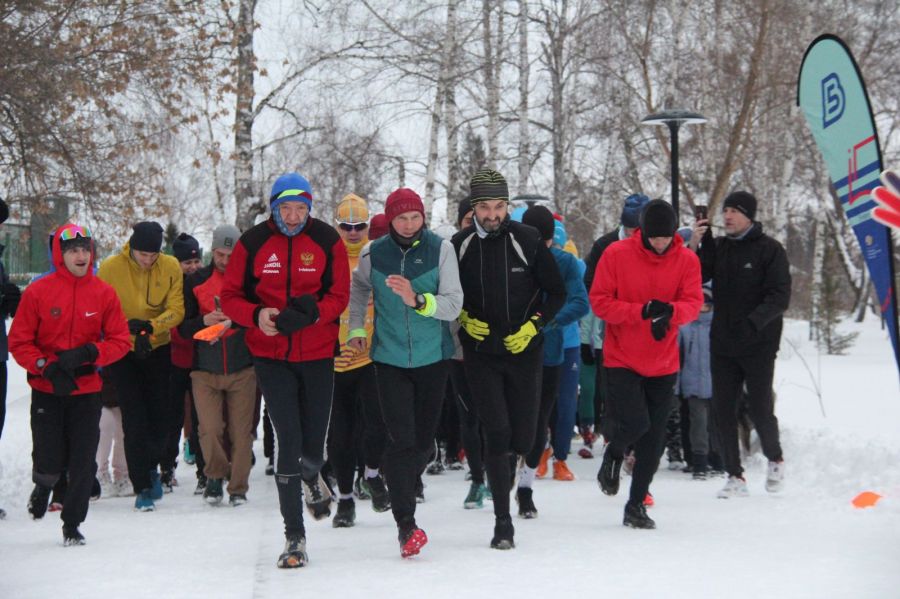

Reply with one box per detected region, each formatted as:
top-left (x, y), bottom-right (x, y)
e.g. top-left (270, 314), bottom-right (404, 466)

top-left (1, 318), bottom-right (899, 599)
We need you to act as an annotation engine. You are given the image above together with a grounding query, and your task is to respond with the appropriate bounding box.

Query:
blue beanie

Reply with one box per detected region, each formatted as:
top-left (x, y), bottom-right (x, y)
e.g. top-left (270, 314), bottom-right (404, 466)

top-left (270, 173), bottom-right (313, 211)
top-left (621, 193), bottom-right (650, 228)
top-left (553, 219), bottom-right (567, 247)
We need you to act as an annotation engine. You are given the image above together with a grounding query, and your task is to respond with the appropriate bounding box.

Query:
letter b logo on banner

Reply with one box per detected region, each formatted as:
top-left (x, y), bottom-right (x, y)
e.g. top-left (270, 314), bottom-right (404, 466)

top-left (821, 73), bottom-right (845, 128)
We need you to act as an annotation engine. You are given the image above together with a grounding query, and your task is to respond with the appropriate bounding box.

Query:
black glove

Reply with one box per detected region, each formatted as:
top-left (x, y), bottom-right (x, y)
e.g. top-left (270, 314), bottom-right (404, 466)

top-left (134, 332), bottom-right (153, 359)
top-left (56, 344), bottom-right (99, 375)
top-left (43, 362), bottom-right (78, 396)
top-left (128, 319), bottom-right (153, 336)
top-left (290, 294), bottom-right (320, 322)
top-left (275, 295), bottom-right (319, 335)
top-left (650, 314), bottom-right (672, 341)
top-left (1, 282), bottom-right (20, 316)
top-left (642, 300), bottom-right (673, 320)
top-left (580, 343), bottom-right (595, 366)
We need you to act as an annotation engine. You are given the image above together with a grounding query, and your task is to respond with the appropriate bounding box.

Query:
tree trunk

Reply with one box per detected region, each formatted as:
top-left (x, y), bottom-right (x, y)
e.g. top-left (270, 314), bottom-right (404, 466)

top-left (444, 0), bottom-right (461, 223)
top-left (423, 82), bottom-right (444, 217)
top-left (482, 0), bottom-right (500, 168)
top-left (516, 0), bottom-right (530, 195)
top-left (234, 0), bottom-right (260, 231)
top-left (810, 206), bottom-right (825, 341)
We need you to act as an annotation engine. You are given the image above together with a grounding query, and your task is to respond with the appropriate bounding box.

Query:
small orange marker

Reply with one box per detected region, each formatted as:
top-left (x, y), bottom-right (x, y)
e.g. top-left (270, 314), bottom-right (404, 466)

top-left (851, 491), bottom-right (883, 509)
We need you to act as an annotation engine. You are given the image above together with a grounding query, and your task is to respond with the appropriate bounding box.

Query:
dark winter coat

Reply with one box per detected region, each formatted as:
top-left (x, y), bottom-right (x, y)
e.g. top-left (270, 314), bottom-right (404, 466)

top-left (698, 222), bottom-right (791, 357)
top-left (180, 264), bottom-right (253, 375)
top-left (590, 231), bottom-right (703, 377)
top-left (583, 228), bottom-right (621, 291)
top-left (452, 220), bottom-right (566, 355)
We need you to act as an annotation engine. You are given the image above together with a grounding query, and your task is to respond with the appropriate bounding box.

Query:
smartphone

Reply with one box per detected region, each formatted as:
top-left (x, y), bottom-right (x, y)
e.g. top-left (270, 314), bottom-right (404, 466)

top-left (694, 205), bottom-right (708, 221)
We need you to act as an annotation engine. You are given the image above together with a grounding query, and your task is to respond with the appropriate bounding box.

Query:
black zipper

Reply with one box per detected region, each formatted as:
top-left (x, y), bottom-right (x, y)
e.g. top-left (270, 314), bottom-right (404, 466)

top-left (285, 235), bottom-right (293, 360)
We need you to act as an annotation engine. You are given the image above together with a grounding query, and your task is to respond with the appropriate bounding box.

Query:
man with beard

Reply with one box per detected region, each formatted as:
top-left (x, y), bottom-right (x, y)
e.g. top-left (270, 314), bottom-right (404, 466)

top-left (451, 169), bottom-right (566, 549)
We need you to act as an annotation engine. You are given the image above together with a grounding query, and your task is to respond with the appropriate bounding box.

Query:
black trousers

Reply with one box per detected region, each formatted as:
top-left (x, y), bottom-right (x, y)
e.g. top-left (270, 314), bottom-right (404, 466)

top-left (593, 348), bottom-right (606, 434)
top-left (711, 351), bottom-right (782, 477)
top-left (462, 347), bottom-right (542, 519)
top-left (605, 367), bottom-right (676, 506)
top-left (254, 357), bottom-right (334, 537)
top-left (525, 365), bottom-right (561, 468)
top-left (109, 346), bottom-right (172, 494)
top-left (162, 365), bottom-right (191, 473)
top-left (0, 362), bottom-right (7, 441)
top-left (30, 390), bottom-right (102, 527)
top-left (449, 359), bottom-right (484, 484)
top-left (327, 363), bottom-right (386, 496)
top-left (374, 360), bottom-right (448, 527)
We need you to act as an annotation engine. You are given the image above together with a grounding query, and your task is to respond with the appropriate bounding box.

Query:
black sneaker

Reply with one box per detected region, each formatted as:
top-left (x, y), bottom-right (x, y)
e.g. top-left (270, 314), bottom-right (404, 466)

top-left (161, 470), bottom-right (177, 493)
top-left (229, 494), bottom-right (248, 507)
top-left (332, 498), bottom-right (356, 528)
top-left (265, 457), bottom-right (275, 476)
top-left (516, 487), bottom-right (538, 519)
top-left (597, 447), bottom-right (623, 496)
top-left (62, 525), bottom-right (86, 546)
top-left (354, 476), bottom-right (371, 500)
top-left (490, 515), bottom-right (515, 549)
top-left (623, 501), bottom-right (656, 529)
top-left (90, 477), bottom-right (101, 501)
top-left (302, 474), bottom-right (333, 521)
top-left (204, 478), bottom-right (224, 505)
top-left (361, 475), bottom-right (391, 513)
top-left (28, 485), bottom-right (52, 520)
top-left (194, 475), bottom-right (208, 496)
top-left (277, 534), bottom-right (308, 568)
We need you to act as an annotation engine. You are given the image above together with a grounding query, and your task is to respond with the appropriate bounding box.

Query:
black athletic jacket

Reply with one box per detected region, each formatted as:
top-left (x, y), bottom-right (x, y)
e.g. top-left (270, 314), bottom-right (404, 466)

top-left (452, 220), bottom-right (566, 355)
top-left (698, 222), bottom-right (791, 357)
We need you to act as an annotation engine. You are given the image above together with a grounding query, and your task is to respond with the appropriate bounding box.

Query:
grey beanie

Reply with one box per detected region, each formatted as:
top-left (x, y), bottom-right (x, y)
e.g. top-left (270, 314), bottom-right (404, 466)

top-left (212, 225), bottom-right (241, 251)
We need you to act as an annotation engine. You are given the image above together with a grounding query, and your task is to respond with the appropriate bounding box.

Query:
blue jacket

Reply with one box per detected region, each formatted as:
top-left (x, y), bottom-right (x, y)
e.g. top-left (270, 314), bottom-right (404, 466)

top-left (543, 248), bottom-right (589, 366)
top-left (677, 310), bottom-right (713, 398)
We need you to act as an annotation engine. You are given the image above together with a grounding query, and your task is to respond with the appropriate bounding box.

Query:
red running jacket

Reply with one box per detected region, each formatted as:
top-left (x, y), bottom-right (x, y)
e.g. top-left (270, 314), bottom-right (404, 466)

top-left (9, 225), bottom-right (132, 395)
top-left (589, 230), bottom-right (703, 378)
top-left (220, 217), bottom-right (349, 362)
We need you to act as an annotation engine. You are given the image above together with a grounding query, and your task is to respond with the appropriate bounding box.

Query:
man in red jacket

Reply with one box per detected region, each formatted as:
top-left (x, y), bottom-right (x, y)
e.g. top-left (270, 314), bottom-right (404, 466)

top-left (220, 172), bottom-right (350, 569)
top-left (590, 200), bottom-right (702, 529)
top-left (9, 224), bottom-right (131, 545)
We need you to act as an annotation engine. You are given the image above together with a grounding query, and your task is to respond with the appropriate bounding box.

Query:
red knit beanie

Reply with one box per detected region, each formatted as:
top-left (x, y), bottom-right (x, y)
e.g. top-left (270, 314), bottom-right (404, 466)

top-left (384, 188), bottom-right (425, 223)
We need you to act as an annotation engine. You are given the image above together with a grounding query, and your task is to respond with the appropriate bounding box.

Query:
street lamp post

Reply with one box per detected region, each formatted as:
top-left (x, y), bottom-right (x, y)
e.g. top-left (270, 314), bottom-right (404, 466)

top-left (641, 109), bottom-right (707, 223)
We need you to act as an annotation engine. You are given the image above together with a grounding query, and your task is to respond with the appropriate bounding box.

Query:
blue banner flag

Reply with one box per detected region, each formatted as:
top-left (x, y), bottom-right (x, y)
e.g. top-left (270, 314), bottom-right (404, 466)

top-left (797, 34), bottom-right (900, 379)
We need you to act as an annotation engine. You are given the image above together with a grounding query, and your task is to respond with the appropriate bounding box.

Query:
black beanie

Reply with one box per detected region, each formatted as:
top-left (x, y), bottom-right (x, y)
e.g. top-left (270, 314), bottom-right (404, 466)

top-left (522, 205), bottom-right (555, 241)
top-left (640, 199), bottom-right (677, 238)
top-left (469, 169), bottom-right (509, 205)
top-left (172, 232), bottom-right (202, 262)
top-left (129, 221), bottom-right (164, 253)
top-left (722, 191), bottom-right (757, 221)
top-left (457, 196), bottom-right (473, 227)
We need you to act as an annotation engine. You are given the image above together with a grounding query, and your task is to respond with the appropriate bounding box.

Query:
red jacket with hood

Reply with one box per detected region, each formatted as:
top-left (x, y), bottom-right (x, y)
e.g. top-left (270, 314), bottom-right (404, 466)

top-left (589, 230), bottom-right (703, 377)
top-left (9, 224), bottom-right (132, 395)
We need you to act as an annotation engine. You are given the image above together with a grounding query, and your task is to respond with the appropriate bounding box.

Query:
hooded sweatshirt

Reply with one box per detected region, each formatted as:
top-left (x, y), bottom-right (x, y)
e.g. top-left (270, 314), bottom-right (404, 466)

top-left (9, 224), bottom-right (131, 394)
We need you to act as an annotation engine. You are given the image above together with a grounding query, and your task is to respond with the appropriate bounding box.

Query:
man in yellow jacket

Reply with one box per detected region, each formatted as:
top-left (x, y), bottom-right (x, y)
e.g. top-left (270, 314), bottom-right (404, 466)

top-left (97, 221), bottom-right (184, 511)
top-left (327, 194), bottom-right (389, 528)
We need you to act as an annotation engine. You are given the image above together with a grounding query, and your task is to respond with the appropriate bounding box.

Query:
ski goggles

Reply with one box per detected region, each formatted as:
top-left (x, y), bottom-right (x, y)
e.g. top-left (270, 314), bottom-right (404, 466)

top-left (59, 225), bottom-right (92, 240)
top-left (338, 222), bottom-right (368, 232)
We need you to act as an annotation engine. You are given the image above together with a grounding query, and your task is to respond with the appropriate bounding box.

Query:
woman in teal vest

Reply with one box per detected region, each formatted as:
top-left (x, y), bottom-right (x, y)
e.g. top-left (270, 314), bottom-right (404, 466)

top-left (348, 188), bottom-right (462, 559)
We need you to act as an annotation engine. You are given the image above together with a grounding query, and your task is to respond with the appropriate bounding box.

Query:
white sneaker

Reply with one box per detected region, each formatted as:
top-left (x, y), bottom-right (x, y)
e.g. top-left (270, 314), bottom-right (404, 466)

top-left (765, 461), bottom-right (785, 493)
top-left (668, 460), bottom-right (687, 471)
top-left (113, 478), bottom-right (133, 497)
top-left (98, 472), bottom-right (114, 498)
top-left (717, 475), bottom-right (749, 499)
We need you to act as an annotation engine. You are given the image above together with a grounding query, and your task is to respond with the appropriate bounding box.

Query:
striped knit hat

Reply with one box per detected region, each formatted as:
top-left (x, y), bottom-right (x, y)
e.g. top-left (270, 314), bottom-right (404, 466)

top-left (469, 169), bottom-right (509, 205)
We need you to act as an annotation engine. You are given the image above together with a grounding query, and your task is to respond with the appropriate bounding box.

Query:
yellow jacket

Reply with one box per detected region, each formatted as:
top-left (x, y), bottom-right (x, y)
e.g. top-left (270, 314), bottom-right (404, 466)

top-left (97, 242), bottom-right (184, 349)
top-left (335, 238), bottom-right (374, 372)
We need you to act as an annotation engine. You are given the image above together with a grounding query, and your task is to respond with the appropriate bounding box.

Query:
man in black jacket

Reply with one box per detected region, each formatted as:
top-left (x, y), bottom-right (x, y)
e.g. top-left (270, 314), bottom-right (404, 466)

top-left (690, 191), bottom-right (791, 498)
top-left (452, 169), bottom-right (566, 549)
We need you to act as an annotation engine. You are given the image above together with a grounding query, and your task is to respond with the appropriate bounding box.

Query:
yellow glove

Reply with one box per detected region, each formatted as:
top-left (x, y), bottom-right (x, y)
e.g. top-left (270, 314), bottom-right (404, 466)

top-left (503, 315), bottom-right (542, 354)
top-left (459, 309), bottom-right (490, 341)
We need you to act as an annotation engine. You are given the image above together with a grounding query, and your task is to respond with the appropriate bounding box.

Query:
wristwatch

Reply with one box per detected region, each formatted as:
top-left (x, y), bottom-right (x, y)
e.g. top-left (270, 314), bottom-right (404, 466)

top-left (414, 294), bottom-right (426, 311)
top-left (36, 357), bottom-right (47, 371)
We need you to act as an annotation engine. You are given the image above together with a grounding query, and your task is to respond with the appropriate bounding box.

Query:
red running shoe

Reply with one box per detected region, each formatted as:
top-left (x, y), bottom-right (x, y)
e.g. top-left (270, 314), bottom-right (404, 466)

top-left (400, 528), bottom-right (428, 558)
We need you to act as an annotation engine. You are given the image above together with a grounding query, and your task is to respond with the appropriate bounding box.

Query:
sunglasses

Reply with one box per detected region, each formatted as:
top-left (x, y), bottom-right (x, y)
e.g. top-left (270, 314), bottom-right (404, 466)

top-left (338, 223), bottom-right (368, 232)
top-left (59, 225), bottom-right (92, 241)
